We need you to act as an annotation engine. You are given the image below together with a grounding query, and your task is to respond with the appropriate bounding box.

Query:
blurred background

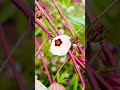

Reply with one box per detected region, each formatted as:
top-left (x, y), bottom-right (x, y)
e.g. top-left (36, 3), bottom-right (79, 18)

top-left (0, 0), bottom-right (34, 90)
top-left (86, 0), bottom-right (120, 89)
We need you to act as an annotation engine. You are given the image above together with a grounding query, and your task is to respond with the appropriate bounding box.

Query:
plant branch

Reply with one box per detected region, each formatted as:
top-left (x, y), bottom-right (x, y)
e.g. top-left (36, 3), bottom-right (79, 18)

top-left (35, 19), bottom-right (54, 38)
top-left (86, 0), bottom-right (117, 67)
top-left (68, 50), bottom-right (85, 90)
top-left (35, 37), bottom-right (52, 84)
top-left (35, 0), bottom-right (61, 35)
top-left (52, 0), bottom-right (75, 35)
top-left (0, 19), bottom-right (31, 72)
top-left (86, 64), bottom-right (100, 90)
top-left (52, 0), bottom-right (84, 55)
top-left (91, 67), bottom-right (113, 90)
top-left (0, 23), bottom-right (25, 90)
top-left (10, 0), bottom-right (34, 20)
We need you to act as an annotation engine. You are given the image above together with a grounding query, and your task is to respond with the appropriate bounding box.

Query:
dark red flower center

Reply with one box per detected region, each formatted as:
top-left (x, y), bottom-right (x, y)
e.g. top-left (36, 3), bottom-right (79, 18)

top-left (55, 39), bottom-right (62, 46)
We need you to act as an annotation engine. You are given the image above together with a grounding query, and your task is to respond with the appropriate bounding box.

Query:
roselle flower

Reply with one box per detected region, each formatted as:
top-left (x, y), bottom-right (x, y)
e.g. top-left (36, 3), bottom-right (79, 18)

top-left (35, 79), bottom-right (48, 90)
top-left (48, 83), bottom-right (65, 90)
top-left (66, 6), bottom-right (74, 13)
top-left (50, 35), bottom-right (71, 56)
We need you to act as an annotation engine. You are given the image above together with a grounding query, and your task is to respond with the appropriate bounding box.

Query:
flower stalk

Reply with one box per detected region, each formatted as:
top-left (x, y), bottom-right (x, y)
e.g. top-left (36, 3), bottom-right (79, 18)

top-left (35, 37), bottom-right (53, 84)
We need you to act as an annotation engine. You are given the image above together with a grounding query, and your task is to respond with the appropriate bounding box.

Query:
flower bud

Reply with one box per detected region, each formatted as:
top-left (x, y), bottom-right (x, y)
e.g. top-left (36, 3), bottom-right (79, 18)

top-left (87, 24), bottom-right (107, 42)
top-left (48, 83), bottom-right (65, 90)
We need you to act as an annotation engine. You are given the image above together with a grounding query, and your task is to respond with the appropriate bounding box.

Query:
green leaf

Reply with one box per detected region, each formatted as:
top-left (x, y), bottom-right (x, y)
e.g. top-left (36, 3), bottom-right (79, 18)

top-left (61, 0), bottom-right (70, 6)
top-left (57, 71), bottom-right (68, 84)
top-left (73, 74), bottom-right (79, 90)
top-left (68, 15), bottom-right (85, 26)
top-left (35, 27), bottom-right (41, 36)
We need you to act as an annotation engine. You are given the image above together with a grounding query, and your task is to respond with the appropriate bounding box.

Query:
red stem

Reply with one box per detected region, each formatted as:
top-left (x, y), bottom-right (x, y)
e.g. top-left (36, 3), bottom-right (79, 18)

top-left (39, 2), bottom-right (69, 30)
top-left (10, 0), bottom-right (33, 20)
top-left (68, 50), bottom-right (85, 90)
top-left (35, 0), bottom-right (61, 35)
top-left (74, 56), bottom-right (85, 69)
top-left (0, 19), bottom-right (31, 73)
top-left (0, 23), bottom-right (24, 90)
top-left (91, 67), bottom-right (113, 90)
top-left (86, 0), bottom-right (117, 67)
top-left (35, 0), bottom-right (85, 89)
top-left (35, 37), bottom-right (52, 84)
top-left (86, 64), bottom-right (100, 90)
top-left (35, 19), bottom-right (54, 38)
top-left (51, 0), bottom-right (84, 56)
top-left (52, 0), bottom-right (75, 35)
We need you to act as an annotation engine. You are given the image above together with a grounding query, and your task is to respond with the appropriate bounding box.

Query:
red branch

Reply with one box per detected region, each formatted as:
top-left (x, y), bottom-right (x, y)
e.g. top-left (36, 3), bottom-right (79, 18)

top-left (0, 23), bottom-right (24, 90)
top-left (35, 37), bottom-right (52, 84)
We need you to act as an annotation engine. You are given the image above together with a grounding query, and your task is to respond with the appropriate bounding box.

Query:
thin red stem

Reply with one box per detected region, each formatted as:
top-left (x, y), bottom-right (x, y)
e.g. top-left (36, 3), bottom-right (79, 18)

top-left (86, 0), bottom-right (117, 67)
top-left (68, 50), bottom-right (85, 90)
top-left (35, 0), bottom-right (61, 35)
top-left (52, 0), bottom-right (75, 35)
top-left (0, 19), bottom-right (31, 72)
top-left (0, 23), bottom-right (24, 90)
top-left (35, 37), bottom-right (52, 84)
top-left (35, 19), bottom-right (54, 38)
top-left (11, 0), bottom-right (33, 20)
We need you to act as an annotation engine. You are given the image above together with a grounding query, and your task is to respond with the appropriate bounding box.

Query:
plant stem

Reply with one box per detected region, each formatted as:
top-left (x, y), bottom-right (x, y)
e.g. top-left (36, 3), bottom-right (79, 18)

top-left (35, 0), bottom-right (61, 35)
top-left (52, 0), bottom-right (84, 56)
top-left (86, 0), bottom-right (117, 67)
top-left (0, 23), bottom-right (24, 90)
top-left (35, 38), bottom-right (48, 57)
top-left (0, 19), bottom-right (31, 73)
top-left (52, 0), bottom-right (75, 35)
top-left (40, 2), bottom-right (69, 30)
top-left (35, 19), bottom-right (54, 38)
top-left (86, 64), bottom-right (100, 90)
top-left (68, 50), bottom-right (85, 90)
top-left (89, 48), bottom-right (102, 65)
top-left (54, 58), bottom-right (68, 82)
top-left (91, 67), bottom-right (113, 90)
top-left (54, 47), bottom-right (78, 82)
top-left (35, 37), bottom-right (52, 84)
top-left (74, 56), bottom-right (85, 69)
top-left (11, 0), bottom-right (33, 19)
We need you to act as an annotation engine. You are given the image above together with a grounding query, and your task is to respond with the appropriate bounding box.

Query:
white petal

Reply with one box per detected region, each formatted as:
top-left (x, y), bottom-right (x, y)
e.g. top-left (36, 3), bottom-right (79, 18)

top-left (82, 0), bottom-right (85, 6)
top-left (35, 79), bottom-right (48, 90)
top-left (50, 35), bottom-right (71, 56)
top-left (59, 29), bottom-right (64, 34)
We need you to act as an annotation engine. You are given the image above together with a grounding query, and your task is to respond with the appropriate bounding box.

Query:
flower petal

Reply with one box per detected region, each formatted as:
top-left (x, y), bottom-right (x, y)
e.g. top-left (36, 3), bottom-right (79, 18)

top-left (50, 35), bottom-right (71, 56)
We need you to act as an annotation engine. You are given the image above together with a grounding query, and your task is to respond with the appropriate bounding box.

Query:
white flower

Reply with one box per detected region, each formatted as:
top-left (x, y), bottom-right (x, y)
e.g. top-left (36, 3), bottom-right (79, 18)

top-left (51, 66), bottom-right (57, 72)
top-left (60, 56), bottom-right (66, 63)
top-left (59, 29), bottom-right (64, 35)
top-left (65, 73), bottom-right (70, 78)
top-left (35, 79), bottom-right (48, 90)
top-left (66, 6), bottom-right (74, 13)
top-left (82, 0), bottom-right (85, 6)
top-left (50, 35), bottom-right (71, 56)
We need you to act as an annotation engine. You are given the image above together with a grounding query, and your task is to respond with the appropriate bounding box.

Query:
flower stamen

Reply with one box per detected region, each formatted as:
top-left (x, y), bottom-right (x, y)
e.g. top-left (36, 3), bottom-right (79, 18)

top-left (55, 39), bottom-right (62, 46)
